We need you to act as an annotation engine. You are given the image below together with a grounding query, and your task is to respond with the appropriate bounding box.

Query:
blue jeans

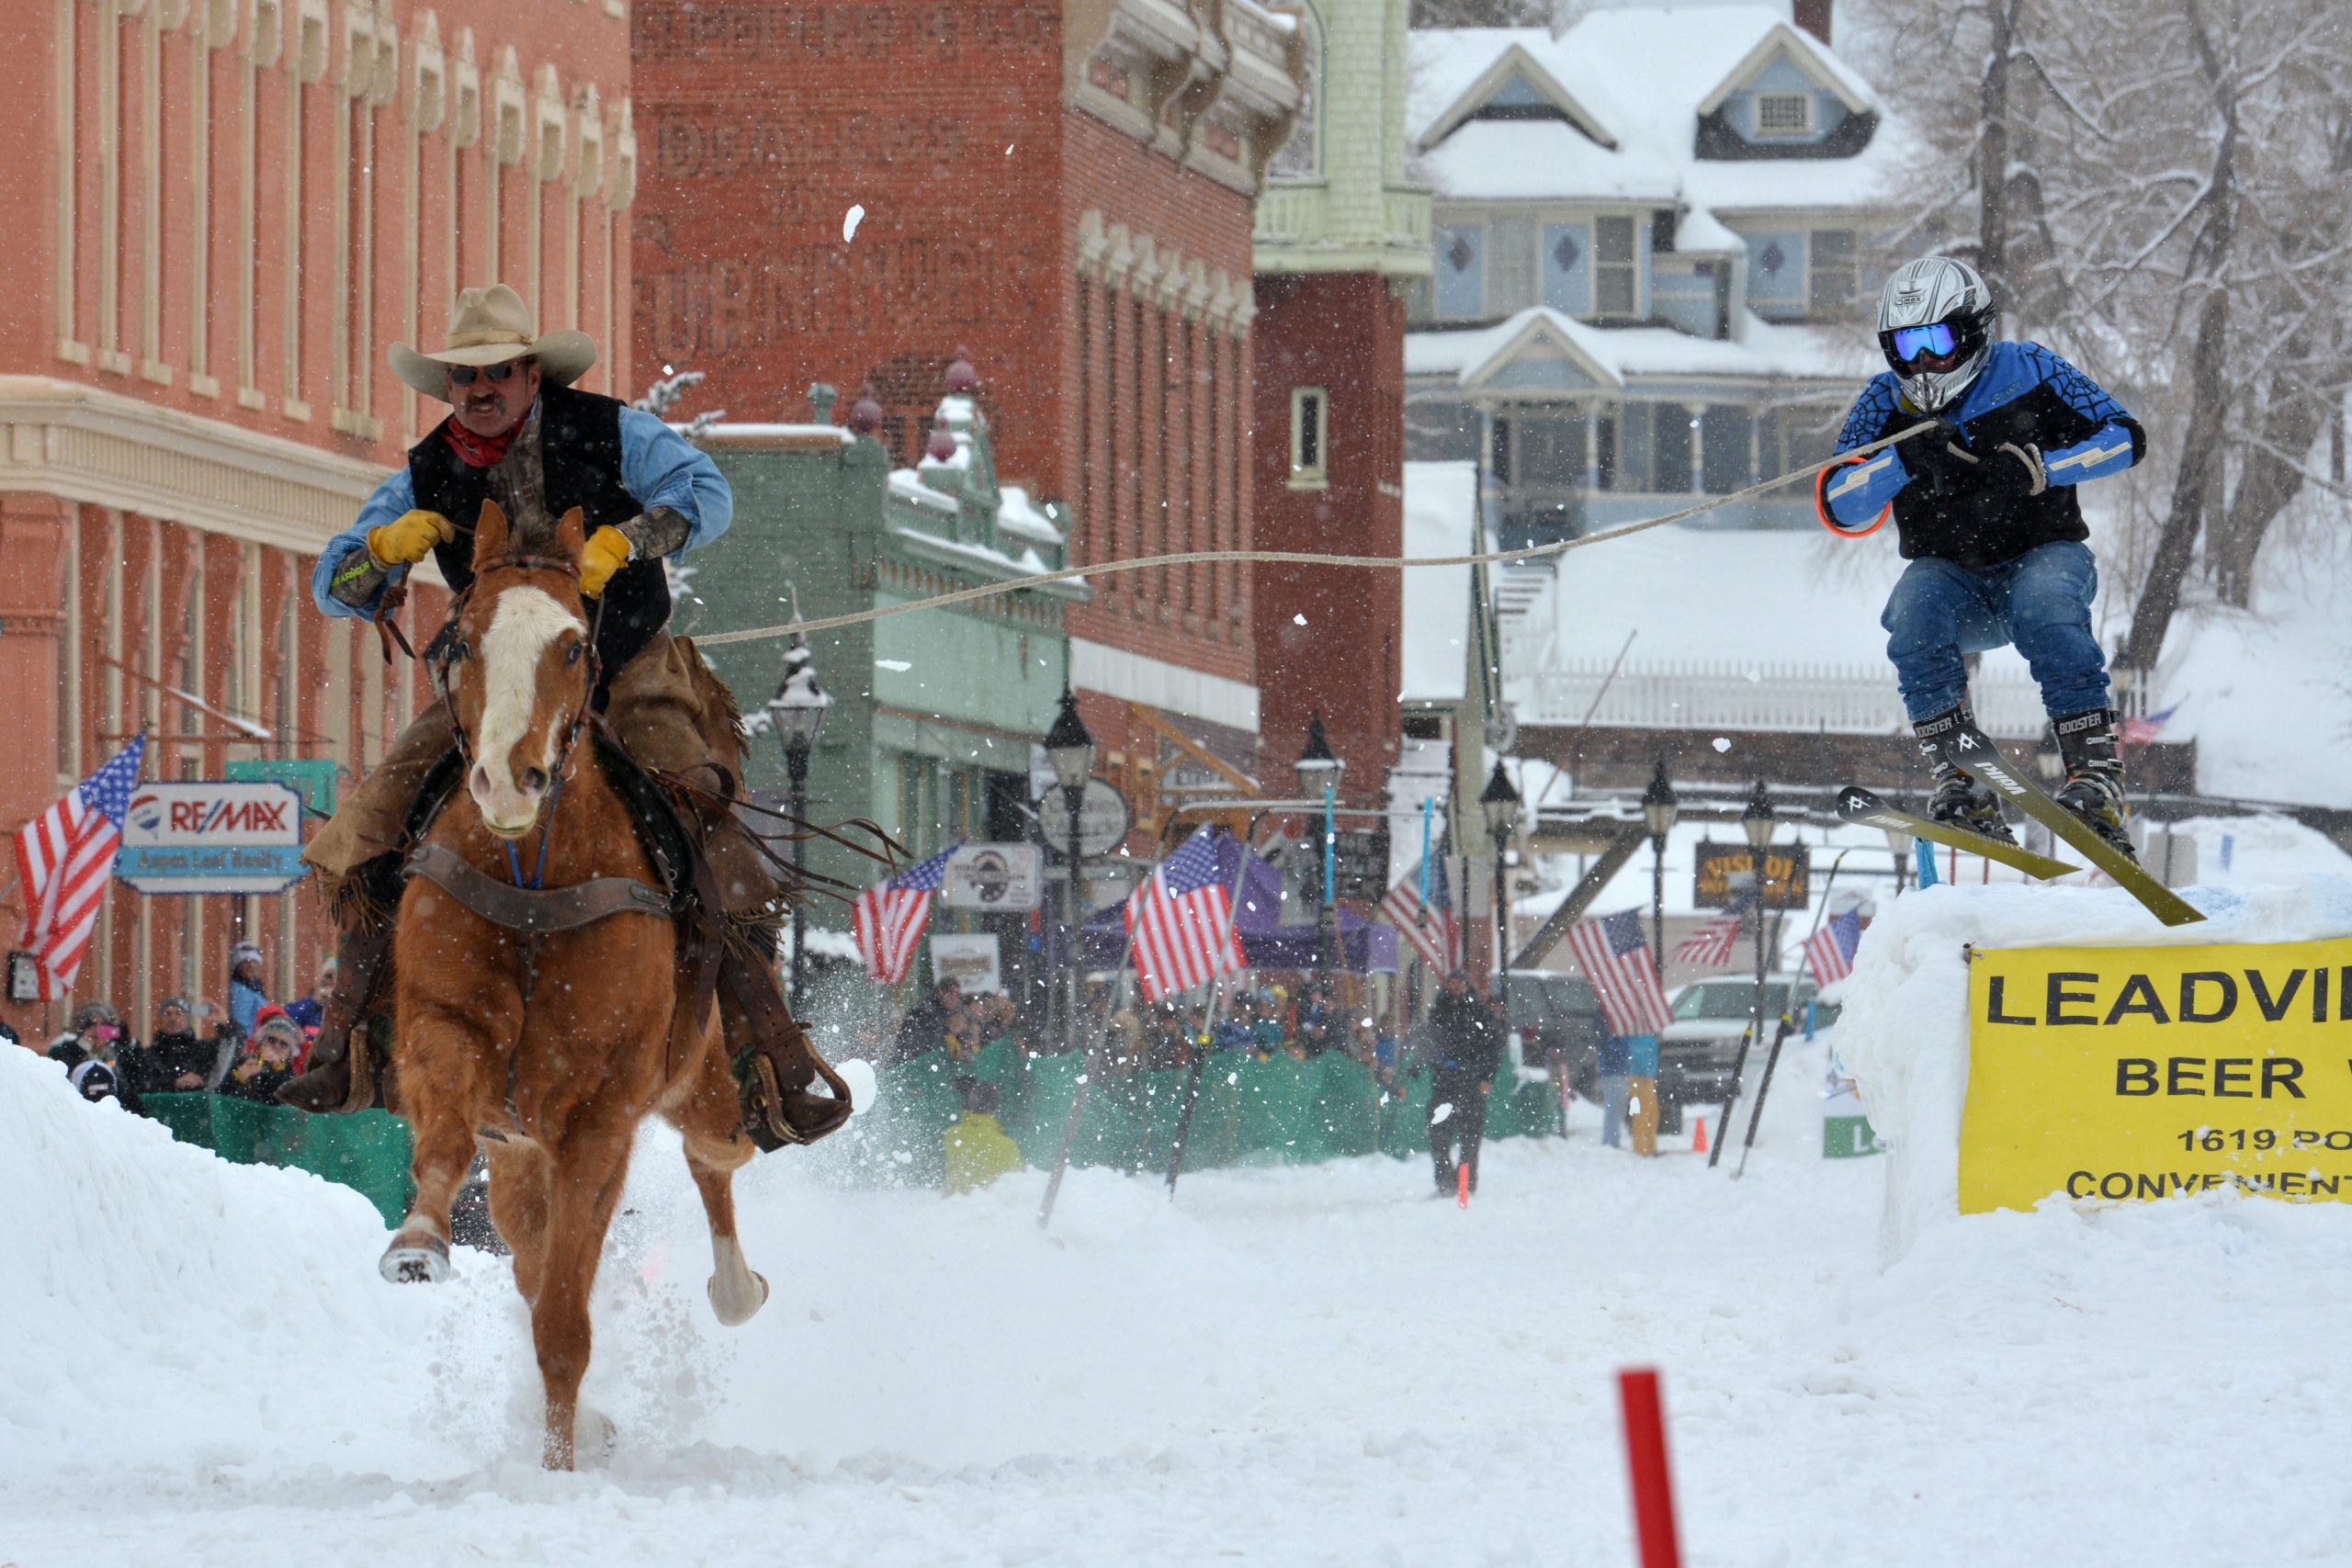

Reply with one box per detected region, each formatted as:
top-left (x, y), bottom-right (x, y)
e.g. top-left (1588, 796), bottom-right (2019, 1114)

top-left (1600, 1075), bottom-right (1631, 1147)
top-left (1881, 541), bottom-right (2109, 722)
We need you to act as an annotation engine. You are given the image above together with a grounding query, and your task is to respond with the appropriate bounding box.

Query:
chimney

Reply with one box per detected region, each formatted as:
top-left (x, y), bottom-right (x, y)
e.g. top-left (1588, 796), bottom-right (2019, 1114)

top-left (1792, 0), bottom-right (1832, 45)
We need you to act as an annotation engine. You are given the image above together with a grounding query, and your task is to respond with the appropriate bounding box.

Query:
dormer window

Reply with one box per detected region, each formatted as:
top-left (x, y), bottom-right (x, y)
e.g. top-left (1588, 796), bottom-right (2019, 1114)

top-left (1755, 91), bottom-right (1813, 138)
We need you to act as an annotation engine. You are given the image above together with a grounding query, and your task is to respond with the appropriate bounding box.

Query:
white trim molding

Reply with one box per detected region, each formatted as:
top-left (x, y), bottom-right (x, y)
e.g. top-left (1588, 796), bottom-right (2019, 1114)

top-left (1071, 637), bottom-right (1260, 733)
top-left (0, 376), bottom-right (382, 554)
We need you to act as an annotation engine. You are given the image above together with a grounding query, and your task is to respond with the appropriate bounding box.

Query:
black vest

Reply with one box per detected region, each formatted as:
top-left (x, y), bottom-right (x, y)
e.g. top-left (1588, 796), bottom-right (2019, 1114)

top-left (407, 384), bottom-right (671, 671)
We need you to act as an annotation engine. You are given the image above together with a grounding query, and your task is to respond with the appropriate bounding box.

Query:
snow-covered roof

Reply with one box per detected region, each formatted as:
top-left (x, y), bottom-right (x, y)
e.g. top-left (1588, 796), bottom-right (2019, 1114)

top-left (1407, 306), bottom-right (1872, 386)
top-left (1410, 8), bottom-right (1905, 216)
top-left (1401, 461), bottom-right (1477, 705)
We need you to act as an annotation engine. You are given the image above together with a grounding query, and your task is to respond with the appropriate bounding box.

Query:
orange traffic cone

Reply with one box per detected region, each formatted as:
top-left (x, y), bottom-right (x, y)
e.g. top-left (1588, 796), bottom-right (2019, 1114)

top-left (1690, 1115), bottom-right (1709, 1155)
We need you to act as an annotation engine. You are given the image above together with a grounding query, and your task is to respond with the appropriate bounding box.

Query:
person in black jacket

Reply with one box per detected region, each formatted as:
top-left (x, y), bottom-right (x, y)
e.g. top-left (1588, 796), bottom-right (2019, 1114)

top-left (121, 997), bottom-right (221, 1096)
top-left (1819, 256), bottom-right (2145, 855)
top-left (1425, 971), bottom-right (1502, 1195)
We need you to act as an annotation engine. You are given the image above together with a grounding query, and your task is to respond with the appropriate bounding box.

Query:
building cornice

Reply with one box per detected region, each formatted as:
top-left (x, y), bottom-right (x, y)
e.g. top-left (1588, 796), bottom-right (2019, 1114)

top-left (0, 376), bottom-right (383, 554)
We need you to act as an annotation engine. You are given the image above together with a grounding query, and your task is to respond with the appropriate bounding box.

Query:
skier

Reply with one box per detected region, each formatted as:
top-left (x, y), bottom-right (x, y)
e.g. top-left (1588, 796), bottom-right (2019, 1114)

top-left (1816, 256), bottom-right (2144, 854)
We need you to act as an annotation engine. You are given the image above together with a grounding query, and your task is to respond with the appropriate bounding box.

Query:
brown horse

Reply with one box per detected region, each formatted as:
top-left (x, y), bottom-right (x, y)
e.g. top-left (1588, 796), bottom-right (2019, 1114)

top-left (377, 501), bottom-right (766, 1469)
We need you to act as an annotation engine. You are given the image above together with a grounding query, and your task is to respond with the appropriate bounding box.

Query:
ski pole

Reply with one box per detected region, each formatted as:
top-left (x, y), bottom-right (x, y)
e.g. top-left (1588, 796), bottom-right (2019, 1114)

top-left (1706, 1021), bottom-right (1754, 1170)
top-left (1734, 1012), bottom-right (1796, 1179)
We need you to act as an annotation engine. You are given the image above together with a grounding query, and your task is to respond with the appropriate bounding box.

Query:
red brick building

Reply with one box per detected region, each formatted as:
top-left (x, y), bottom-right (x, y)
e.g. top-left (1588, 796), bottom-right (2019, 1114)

top-left (1248, 0), bottom-right (1428, 810)
top-left (631, 0), bottom-right (1300, 837)
top-left (0, 0), bottom-right (635, 1035)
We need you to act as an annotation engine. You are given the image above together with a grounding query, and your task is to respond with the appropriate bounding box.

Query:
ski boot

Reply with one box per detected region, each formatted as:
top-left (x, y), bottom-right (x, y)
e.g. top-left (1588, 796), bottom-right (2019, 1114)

top-left (2052, 707), bottom-right (2136, 860)
top-left (1914, 705), bottom-right (2015, 845)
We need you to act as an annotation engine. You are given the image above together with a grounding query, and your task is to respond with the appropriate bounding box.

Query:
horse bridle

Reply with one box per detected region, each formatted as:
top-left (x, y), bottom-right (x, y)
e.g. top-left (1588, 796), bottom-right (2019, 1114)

top-left (427, 551), bottom-right (608, 890)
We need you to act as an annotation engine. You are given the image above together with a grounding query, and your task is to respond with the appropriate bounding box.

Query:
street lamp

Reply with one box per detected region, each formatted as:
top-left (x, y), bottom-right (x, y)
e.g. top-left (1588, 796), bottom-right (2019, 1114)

top-left (1480, 759), bottom-right (1522, 1011)
top-left (1045, 689), bottom-right (1096, 1055)
top-left (767, 635), bottom-right (831, 1011)
top-left (1295, 713), bottom-right (1345, 992)
top-left (1641, 760), bottom-right (1678, 980)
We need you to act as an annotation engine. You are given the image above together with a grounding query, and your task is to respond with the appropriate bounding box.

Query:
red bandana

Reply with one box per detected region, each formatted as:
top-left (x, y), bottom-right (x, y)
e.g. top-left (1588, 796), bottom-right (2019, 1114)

top-left (441, 417), bottom-right (519, 469)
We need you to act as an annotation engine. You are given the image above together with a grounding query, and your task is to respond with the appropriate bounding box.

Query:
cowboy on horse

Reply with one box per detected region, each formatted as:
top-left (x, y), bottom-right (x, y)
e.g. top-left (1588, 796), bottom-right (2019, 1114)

top-left (280, 284), bottom-right (848, 1152)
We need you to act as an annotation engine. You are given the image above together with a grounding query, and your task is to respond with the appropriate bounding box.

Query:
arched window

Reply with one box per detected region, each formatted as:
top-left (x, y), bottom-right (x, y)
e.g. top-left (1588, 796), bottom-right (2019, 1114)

top-left (1270, 6), bottom-right (1321, 179)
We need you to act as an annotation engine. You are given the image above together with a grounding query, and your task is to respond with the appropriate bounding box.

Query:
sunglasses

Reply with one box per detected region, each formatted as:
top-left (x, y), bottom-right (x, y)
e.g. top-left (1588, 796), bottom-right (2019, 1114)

top-left (447, 359), bottom-right (533, 387)
top-left (1887, 322), bottom-right (1959, 367)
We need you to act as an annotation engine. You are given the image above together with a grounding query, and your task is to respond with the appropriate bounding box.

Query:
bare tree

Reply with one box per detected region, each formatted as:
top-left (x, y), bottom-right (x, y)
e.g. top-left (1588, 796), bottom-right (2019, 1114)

top-left (1858, 0), bottom-right (2352, 671)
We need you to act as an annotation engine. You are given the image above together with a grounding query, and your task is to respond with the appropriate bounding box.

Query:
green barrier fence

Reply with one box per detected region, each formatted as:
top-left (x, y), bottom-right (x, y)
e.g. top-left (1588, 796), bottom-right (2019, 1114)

top-left (143, 1093), bottom-right (413, 1225)
top-left (843, 1044), bottom-right (1570, 1186)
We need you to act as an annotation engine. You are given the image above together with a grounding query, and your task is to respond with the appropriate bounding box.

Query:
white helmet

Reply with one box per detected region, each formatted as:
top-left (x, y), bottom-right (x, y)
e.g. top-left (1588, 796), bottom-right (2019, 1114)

top-left (1876, 256), bottom-right (1996, 412)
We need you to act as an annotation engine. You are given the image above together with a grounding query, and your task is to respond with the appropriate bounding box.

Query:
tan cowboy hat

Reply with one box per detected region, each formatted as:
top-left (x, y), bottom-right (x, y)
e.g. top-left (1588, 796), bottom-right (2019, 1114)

top-left (389, 284), bottom-right (597, 400)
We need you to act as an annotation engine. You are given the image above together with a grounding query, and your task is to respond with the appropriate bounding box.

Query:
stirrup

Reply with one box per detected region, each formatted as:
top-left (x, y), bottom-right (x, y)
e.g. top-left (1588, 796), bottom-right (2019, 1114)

top-left (720, 950), bottom-right (854, 1152)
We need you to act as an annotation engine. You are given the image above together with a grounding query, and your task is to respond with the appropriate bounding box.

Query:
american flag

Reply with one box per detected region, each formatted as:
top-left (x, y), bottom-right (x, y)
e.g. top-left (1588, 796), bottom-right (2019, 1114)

top-left (1380, 855), bottom-right (1456, 974)
top-left (851, 844), bottom-right (958, 986)
top-left (2119, 704), bottom-right (2178, 748)
top-left (1805, 908), bottom-right (1864, 988)
top-left (1128, 828), bottom-right (1245, 1003)
top-left (1671, 893), bottom-right (1755, 970)
top-left (14, 735), bottom-right (145, 1000)
top-left (1566, 908), bottom-right (1674, 1037)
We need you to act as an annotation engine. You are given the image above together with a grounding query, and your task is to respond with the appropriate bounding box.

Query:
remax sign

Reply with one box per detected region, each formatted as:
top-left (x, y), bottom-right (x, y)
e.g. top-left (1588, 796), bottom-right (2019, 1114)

top-left (117, 781), bottom-right (308, 894)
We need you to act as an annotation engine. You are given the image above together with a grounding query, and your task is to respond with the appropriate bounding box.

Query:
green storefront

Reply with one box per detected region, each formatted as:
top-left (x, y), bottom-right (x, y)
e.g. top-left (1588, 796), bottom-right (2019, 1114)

top-left (679, 386), bottom-right (1080, 1008)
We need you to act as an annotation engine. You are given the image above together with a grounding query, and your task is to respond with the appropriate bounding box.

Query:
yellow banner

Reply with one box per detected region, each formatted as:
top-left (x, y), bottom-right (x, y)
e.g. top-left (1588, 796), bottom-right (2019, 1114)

top-left (1962, 937), bottom-right (2352, 1213)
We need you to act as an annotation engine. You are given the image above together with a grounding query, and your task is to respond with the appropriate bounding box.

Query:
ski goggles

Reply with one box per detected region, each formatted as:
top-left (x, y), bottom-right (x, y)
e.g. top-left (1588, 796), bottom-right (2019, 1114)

top-left (446, 359), bottom-right (533, 387)
top-left (1885, 322), bottom-right (1960, 367)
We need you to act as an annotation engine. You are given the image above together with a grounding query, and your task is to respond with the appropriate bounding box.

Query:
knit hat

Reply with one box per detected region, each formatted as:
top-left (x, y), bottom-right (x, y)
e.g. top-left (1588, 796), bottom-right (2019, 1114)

top-left (250, 1006), bottom-right (302, 1051)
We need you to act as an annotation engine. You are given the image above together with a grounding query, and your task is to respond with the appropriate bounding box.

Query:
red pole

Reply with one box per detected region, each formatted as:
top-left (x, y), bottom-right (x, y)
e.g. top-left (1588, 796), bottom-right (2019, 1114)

top-left (1617, 1367), bottom-right (1683, 1568)
top-left (1455, 1163), bottom-right (1470, 1209)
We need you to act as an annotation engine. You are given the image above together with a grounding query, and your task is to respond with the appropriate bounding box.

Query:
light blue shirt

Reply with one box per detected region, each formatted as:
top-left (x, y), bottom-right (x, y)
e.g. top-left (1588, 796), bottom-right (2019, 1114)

top-left (310, 403), bottom-right (733, 618)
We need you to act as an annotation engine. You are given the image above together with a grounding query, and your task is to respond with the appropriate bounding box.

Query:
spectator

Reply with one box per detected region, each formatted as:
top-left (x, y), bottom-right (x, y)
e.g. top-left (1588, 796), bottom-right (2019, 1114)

top-left (1597, 1033), bottom-right (1634, 1149)
top-left (284, 958), bottom-right (335, 1033)
top-left (227, 942), bottom-right (270, 1039)
top-left (68, 1000), bottom-right (129, 1065)
top-left (1426, 970), bottom-right (1503, 1196)
top-left (943, 1004), bottom-right (981, 1064)
top-left (218, 1006), bottom-right (303, 1103)
top-left (889, 976), bottom-right (962, 1066)
top-left (1626, 1032), bottom-right (1661, 1157)
top-left (1250, 993), bottom-right (1286, 1057)
top-left (1295, 984), bottom-right (1339, 1057)
top-left (46, 1033), bottom-right (85, 1069)
top-left (69, 1056), bottom-right (141, 1113)
top-left (944, 1077), bottom-right (1023, 1196)
top-left (121, 997), bottom-right (219, 1095)
top-left (1211, 1008), bottom-right (1252, 1053)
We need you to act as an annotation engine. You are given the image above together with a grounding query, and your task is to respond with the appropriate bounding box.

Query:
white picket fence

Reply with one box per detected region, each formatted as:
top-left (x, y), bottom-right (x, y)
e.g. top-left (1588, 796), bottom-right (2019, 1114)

top-left (1510, 657), bottom-right (2050, 737)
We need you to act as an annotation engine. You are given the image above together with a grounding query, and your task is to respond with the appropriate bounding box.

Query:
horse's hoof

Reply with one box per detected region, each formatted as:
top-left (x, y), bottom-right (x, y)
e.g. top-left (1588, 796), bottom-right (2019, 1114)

top-left (700, 1250), bottom-right (766, 1325)
top-left (574, 1404), bottom-right (617, 1465)
top-left (379, 1231), bottom-right (451, 1284)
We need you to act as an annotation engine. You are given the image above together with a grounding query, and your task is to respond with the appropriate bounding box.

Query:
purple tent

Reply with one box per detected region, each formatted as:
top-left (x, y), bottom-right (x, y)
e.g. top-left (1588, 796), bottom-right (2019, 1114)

top-left (1070, 830), bottom-right (1397, 975)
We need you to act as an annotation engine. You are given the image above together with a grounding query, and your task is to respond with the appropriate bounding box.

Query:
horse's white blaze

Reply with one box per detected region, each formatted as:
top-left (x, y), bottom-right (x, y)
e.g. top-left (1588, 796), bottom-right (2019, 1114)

top-left (472, 585), bottom-right (585, 829)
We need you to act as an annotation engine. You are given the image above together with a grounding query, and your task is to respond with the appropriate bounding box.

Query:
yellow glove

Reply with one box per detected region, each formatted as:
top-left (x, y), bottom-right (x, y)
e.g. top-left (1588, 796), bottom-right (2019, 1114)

top-left (580, 525), bottom-right (633, 599)
top-left (364, 509), bottom-right (455, 569)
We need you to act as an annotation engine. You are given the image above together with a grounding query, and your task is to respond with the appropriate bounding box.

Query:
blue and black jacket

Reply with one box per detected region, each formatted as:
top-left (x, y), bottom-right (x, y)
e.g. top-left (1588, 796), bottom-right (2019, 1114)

top-left (1819, 342), bottom-right (2144, 570)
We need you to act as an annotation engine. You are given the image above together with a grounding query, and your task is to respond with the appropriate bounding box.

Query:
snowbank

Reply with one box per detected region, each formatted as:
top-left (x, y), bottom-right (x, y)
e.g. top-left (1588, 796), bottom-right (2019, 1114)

top-left (1835, 877), bottom-right (2352, 1260)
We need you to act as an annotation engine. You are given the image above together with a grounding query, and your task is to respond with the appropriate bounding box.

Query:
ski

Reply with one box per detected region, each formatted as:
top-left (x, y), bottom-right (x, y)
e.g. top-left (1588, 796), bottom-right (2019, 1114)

top-left (1833, 784), bottom-right (2079, 882)
top-left (1933, 722), bottom-right (2208, 927)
